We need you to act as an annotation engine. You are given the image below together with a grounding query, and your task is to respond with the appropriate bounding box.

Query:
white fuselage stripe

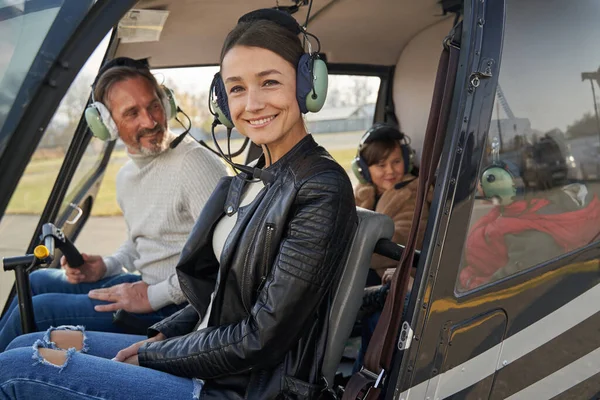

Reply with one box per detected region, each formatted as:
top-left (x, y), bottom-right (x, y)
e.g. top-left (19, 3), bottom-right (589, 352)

top-left (505, 346), bottom-right (600, 400)
top-left (398, 283), bottom-right (600, 400)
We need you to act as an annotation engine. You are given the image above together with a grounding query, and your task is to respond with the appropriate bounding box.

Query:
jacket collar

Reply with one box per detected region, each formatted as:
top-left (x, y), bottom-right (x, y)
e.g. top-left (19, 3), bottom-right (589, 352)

top-left (259, 134), bottom-right (318, 175)
top-left (224, 135), bottom-right (318, 215)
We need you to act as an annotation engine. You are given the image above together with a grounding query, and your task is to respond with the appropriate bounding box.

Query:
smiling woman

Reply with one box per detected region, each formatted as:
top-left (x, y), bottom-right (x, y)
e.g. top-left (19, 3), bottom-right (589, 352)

top-left (222, 46), bottom-right (305, 163)
top-left (0, 8), bottom-right (358, 400)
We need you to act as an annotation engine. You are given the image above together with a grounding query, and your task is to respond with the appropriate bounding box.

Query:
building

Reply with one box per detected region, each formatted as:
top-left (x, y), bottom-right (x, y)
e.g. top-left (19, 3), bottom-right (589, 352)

top-left (304, 103), bottom-right (375, 134)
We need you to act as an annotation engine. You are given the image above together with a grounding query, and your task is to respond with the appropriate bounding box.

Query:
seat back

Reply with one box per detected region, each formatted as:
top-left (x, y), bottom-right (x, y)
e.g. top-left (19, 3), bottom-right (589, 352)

top-left (322, 207), bottom-right (395, 386)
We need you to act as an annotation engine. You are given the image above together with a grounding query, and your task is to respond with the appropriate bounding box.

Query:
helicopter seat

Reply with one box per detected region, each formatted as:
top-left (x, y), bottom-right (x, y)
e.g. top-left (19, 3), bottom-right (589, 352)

top-left (321, 207), bottom-right (395, 388)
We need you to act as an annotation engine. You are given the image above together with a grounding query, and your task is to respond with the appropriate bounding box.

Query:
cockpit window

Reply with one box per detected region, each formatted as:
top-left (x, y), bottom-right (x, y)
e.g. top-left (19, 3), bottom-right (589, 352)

top-left (0, 0), bottom-right (93, 155)
top-left (456, 0), bottom-right (600, 293)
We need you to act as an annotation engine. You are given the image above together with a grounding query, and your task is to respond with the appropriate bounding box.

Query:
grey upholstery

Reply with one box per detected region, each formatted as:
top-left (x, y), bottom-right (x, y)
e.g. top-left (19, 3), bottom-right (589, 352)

top-left (322, 207), bottom-right (395, 386)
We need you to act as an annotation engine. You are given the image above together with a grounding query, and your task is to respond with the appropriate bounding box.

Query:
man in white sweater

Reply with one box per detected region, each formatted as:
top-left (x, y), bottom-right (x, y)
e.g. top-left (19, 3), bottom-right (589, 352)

top-left (0, 58), bottom-right (228, 351)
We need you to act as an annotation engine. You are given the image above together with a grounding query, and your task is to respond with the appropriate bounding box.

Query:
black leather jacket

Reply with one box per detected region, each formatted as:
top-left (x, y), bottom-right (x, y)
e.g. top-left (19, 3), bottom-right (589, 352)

top-left (138, 135), bottom-right (357, 399)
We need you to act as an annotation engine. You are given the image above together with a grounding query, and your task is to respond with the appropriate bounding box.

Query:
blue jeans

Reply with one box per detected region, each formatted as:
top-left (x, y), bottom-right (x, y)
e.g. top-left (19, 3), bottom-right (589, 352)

top-left (0, 328), bottom-right (202, 399)
top-left (0, 269), bottom-right (185, 351)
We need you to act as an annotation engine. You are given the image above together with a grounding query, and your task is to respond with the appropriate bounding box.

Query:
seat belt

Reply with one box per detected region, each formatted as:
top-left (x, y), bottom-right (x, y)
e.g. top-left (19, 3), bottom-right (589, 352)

top-left (343, 24), bottom-right (462, 400)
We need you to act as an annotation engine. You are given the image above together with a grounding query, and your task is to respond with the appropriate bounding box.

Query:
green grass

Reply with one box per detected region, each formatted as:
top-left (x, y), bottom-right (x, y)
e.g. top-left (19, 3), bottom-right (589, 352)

top-left (6, 136), bottom-right (360, 217)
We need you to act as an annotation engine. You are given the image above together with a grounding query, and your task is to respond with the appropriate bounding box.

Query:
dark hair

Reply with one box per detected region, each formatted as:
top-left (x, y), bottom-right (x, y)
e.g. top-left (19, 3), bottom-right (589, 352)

top-left (360, 138), bottom-right (403, 166)
top-left (94, 66), bottom-right (163, 109)
top-left (220, 20), bottom-right (304, 69)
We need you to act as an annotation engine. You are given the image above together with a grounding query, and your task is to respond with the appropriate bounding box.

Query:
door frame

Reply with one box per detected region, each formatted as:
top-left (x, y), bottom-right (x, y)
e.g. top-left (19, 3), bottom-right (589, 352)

top-left (386, 0), bottom-right (506, 397)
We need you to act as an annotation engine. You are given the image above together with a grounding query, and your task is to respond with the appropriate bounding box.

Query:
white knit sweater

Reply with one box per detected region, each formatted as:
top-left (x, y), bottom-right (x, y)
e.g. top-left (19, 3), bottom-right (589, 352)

top-left (102, 135), bottom-right (229, 310)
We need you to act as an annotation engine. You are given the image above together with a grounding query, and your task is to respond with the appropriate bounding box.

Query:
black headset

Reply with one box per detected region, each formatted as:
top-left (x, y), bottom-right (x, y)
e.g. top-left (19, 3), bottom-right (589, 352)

top-left (351, 123), bottom-right (415, 184)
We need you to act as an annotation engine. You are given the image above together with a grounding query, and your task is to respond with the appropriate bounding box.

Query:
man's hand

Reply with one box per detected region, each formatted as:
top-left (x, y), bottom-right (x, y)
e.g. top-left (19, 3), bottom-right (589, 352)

top-left (113, 332), bottom-right (166, 365)
top-left (61, 253), bottom-right (107, 284)
top-left (88, 281), bottom-right (153, 314)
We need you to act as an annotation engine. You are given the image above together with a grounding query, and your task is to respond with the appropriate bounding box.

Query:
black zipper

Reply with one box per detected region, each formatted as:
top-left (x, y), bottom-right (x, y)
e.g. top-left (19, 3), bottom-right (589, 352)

top-left (257, 223), bottom-right (275, 294)
top-left (240, 186), bottom-right (278, 313)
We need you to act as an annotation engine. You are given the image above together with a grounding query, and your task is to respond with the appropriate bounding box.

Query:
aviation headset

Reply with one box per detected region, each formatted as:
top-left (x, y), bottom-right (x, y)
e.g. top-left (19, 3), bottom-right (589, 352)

top-left (351, 123), bottom-right (415, 184)
top-left (84, 57), bottom-right (178, 142)
top-left (479, 161), bottom-right (517, 205)
top-left (208, 8), bottom-right (329, 129)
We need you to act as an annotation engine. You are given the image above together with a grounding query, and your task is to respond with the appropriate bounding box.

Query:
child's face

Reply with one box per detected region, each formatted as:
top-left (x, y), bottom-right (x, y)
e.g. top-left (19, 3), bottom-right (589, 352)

top-left (368, 145), bottom-right (405, 194)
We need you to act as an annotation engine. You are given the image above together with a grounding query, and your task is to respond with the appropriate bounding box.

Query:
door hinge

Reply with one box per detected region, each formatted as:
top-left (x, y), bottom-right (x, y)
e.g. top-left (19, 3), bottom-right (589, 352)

top-left (398, 321), bottom-right (414, 350)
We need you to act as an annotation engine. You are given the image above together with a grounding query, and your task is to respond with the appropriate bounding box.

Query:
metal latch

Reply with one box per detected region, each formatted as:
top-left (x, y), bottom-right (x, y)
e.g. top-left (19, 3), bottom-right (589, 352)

top-left (470, 57), bottom-right (495, 88)
top-left (398, 321), bottom-right (414, 350)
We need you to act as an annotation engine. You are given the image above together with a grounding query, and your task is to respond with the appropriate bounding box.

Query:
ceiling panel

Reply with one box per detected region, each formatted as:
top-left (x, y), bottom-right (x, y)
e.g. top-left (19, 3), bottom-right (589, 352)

top-left (116, 0), bottom-right (450, 68)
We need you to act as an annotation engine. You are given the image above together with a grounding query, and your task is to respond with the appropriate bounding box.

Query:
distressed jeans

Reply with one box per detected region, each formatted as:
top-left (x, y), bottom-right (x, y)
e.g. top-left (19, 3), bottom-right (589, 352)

top-left (0, 327), bottom-right (202, 399)
top-left (0, 269), bottom-right (185, 351)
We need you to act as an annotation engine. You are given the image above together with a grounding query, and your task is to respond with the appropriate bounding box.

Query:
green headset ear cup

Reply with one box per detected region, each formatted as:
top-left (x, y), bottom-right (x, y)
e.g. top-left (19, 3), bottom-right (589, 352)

top-left (481, 165), bottom-right (517, 204)
top-left (305, 58), bottom-right (328, 113)
top-left (210, 98), bottom-right (234, 129)
top-left (85, 105), bottom-right (113, 141)
top-left (351, 157), bottom-right (368, 184)
top-left (161, 86), bottom-right (178, 121)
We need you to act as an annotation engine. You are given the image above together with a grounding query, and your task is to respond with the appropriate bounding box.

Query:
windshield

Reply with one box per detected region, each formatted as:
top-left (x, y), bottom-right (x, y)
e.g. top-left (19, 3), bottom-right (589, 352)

top-left (0, 0), bottom-right (93, 153)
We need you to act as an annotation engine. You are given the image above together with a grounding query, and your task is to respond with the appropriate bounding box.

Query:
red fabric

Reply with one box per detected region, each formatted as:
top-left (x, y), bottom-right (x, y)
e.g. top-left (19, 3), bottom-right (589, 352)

top-left (460, 195), bottom-right (600, 289)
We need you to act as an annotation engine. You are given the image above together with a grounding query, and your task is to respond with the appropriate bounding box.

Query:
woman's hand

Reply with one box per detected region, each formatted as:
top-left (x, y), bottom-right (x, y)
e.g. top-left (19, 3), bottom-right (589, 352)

top-left (113, 332), bottom-right (166, 364)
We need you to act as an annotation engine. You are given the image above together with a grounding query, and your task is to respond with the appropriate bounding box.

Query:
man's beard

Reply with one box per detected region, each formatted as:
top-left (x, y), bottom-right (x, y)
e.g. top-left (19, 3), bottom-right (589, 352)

top-left (134, 123), bottom-right (173, 156)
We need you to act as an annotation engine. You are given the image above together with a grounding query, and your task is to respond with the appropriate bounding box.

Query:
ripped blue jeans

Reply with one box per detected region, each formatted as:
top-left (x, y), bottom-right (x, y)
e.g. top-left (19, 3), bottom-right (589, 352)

top-left (0, 269), bottom-right (185, 352)
top-left (0, 326), bottom-right (203, 400)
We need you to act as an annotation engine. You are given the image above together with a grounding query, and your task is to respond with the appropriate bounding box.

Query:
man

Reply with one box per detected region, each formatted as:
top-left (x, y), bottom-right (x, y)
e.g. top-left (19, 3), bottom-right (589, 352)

top-left (0, 58), bottom-right (229, 351)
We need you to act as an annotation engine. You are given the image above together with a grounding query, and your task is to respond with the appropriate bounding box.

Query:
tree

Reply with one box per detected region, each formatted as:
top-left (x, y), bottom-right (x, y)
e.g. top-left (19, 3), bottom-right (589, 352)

top-left (326, 86), bottom-right (346, 107)
top-left (40, 73), bottom-right (94, 152)
top-left (348, 76), bottom-right (372, 106)
top-left (566, 112), bottom-right (600, 139)
top-left (163, 78), bottom-right (212, 135)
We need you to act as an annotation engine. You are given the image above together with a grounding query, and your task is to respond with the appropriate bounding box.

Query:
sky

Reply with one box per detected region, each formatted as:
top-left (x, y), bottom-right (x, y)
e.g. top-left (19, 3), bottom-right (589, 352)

top-left (494, 0), bottom-right (600, 133)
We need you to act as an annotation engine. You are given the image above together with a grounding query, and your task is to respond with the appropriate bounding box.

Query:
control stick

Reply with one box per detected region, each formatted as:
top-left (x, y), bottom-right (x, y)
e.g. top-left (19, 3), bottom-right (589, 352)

top-left (2, 223), bottom-right (83, 333)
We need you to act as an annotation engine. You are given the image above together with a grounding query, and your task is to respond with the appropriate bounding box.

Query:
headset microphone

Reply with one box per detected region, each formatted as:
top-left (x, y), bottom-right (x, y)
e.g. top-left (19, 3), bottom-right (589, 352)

top-left (210, 120), bottom-right (275, 185)
top-left (169, 131), bottom-right (187, 149)
top-left (169, 108), bottom-right (192, 149)
top-left (232, 161), bottom-right (275, 184)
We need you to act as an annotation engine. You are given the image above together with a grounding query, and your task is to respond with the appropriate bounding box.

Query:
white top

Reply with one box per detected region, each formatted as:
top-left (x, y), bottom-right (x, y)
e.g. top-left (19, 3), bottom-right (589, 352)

top-left (196, 179), bottom-right (265, 331)
top-left (102, 134), bottom-right (230, 310)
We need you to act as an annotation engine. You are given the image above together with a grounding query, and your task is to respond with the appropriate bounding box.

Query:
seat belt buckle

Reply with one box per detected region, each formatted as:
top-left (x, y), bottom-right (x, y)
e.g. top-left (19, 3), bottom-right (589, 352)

top-left (360, 367), bottom-right (386, 389)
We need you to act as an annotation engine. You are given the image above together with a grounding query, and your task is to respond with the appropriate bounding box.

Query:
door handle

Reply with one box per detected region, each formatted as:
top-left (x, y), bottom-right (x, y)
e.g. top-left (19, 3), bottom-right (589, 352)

top-left (66, 203), bottom-right (83, 225)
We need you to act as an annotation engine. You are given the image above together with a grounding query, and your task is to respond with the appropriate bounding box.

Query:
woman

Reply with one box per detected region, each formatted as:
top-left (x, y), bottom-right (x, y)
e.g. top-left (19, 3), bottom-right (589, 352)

top-left (351, 123), bottom-right (429, 372)
top-left (0, 9), bottom-right (357, 400)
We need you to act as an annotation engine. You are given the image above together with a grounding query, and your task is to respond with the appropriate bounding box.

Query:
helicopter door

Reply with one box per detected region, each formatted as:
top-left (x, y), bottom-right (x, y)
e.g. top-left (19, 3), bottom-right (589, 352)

top-left (384, 0), bottom-right (506, 398)
top-left (392, 0), bottom-right (600, 399)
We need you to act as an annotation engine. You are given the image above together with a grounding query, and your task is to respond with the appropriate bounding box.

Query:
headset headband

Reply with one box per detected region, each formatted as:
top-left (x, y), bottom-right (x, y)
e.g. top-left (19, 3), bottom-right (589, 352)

top-left (237, 8), bottom-right (304, 35)
top-left (92, 57), bottom-right (150, 90)
top-left (359, 123), bottom-right (407, 149)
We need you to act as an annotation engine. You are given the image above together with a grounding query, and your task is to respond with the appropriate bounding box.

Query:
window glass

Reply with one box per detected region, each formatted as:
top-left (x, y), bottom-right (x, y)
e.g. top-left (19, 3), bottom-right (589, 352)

top-left (0, 0), bottom-right (94, 157)
top-left (0, 33), bottom-right (109, 306)
top-left (0, 0), bottom-right (62, 134)
top-left (457, 0), bottom-right (600, 292)
top-left (306, 75), bottom-right (380, 183)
